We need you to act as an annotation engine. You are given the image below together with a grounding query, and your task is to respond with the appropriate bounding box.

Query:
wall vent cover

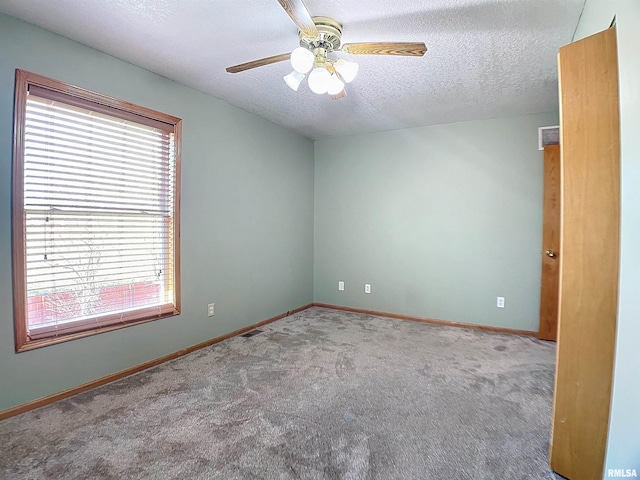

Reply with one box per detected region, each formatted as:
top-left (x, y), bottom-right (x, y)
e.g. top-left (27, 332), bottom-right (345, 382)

top-left (539, 126), bottom-right (560, 150)
top-left (240, 329), bottom-right (263, 338)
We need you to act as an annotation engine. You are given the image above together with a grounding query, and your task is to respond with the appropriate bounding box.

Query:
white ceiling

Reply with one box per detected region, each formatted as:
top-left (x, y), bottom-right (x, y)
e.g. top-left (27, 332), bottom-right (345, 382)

top-left (0, 0), bottom-right (584, 140)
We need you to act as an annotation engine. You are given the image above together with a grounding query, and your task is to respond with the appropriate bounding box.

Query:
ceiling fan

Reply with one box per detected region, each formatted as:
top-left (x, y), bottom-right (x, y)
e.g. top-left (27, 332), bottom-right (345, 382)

top-left (226, 0), bottom-right (427, 99)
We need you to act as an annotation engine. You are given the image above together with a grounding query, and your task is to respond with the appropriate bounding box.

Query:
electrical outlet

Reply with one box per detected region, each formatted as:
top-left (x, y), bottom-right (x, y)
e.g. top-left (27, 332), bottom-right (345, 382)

top-left (365, 284), bottom-right (371, 294)
top-left (338, 281), bottom-right (345, 291)
top-left (497, 297), bottom-right (505, 308)
top-left (207, 303), bottom-right (215, 317)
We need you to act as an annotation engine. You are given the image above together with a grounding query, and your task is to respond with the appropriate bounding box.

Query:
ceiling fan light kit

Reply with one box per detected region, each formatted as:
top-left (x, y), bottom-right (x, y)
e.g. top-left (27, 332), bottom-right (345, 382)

top-left (226, 0), bottom-right (427, 99)
top-left (334, 58), bottom-right (359, 83)
top-left (283, 17), bottom-right (355, 96)
top-left (327, 74), bottom-right (345, 96)
top-left (290, 47), bottom-right (315, 74)
top-left (307, 66), bottom-right (332, 94)
top-left (283, 70), bottom-right (306, 91)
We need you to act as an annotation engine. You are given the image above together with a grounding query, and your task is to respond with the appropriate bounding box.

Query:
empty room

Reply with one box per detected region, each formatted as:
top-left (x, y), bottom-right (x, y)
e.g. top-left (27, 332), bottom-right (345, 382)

top-left (0, 0), bottom-right (638, 479)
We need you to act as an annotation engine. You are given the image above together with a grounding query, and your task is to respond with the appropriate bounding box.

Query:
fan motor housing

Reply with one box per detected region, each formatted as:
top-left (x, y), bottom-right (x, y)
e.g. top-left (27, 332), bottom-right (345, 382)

top-left (299, 17), bottom-right (343, 52)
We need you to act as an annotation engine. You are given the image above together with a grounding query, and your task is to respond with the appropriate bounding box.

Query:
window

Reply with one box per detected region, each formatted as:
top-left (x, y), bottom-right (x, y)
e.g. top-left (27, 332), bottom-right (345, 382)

top-left (12, 70), bottom-right (181, 352)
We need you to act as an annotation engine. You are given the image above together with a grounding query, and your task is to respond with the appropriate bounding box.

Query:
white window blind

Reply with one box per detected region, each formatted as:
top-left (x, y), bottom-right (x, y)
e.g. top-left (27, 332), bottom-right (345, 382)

top-left (22, 89), bottom-right (177, 340)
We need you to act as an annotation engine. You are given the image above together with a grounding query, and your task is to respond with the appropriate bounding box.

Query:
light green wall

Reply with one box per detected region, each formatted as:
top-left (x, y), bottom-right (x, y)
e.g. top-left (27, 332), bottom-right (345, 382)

top-left (0, 14), bottom-right (315, 412)
top-left (314, 112), bottom-right (558, 331)
top-left (574, 1), bottom-right (640, 475)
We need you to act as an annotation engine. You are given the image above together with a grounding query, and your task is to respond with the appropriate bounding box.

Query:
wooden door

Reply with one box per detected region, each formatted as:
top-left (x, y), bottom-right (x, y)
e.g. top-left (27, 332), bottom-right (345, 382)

top-left (550, 27), bottom-right (620, 480)
top-left (538, 144), bottom-right (560, 341)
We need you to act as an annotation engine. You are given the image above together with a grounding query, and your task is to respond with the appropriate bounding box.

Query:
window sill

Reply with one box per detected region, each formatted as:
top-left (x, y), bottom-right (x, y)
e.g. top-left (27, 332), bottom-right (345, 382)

top-left (15, 308), bottom-right (180, 353)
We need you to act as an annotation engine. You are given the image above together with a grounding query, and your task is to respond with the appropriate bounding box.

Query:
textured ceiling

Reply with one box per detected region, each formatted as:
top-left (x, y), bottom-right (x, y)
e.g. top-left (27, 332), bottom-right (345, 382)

top-left (0, 0), bottom-right (584, 140)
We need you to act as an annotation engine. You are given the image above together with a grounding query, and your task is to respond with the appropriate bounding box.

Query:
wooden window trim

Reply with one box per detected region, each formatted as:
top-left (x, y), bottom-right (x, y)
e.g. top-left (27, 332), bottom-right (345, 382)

top-left (12, 69), bottom-right (182, 352)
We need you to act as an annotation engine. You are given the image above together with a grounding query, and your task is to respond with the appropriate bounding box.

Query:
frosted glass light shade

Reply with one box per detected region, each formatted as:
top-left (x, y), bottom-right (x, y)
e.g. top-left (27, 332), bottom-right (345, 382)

top-left (327, 74), bottom-right (345, 95)
top-left (290, 47), bottom-right (314, 74)
top-left (334, 59), bottom-right (359, 83)
top-left (307, 67), bottom-right (332, 94)
top-left (284, 71), bottom-right (305, 91)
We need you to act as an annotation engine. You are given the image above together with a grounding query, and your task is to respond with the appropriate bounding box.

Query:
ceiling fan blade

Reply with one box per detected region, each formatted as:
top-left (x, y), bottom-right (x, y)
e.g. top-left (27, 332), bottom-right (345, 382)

top-left (341, 42), bottom-right (427, 57)
top-left (226, 53), bottom-right (291, 73)
top-left (276, 0), bottom-right (319, 38)
top-left (331, 90), bottom-right (347, 100)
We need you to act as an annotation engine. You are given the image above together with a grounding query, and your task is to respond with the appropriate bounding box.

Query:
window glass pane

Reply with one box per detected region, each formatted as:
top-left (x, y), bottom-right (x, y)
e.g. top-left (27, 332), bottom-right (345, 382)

top-left (23, 94), bottom-right (176, 333)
